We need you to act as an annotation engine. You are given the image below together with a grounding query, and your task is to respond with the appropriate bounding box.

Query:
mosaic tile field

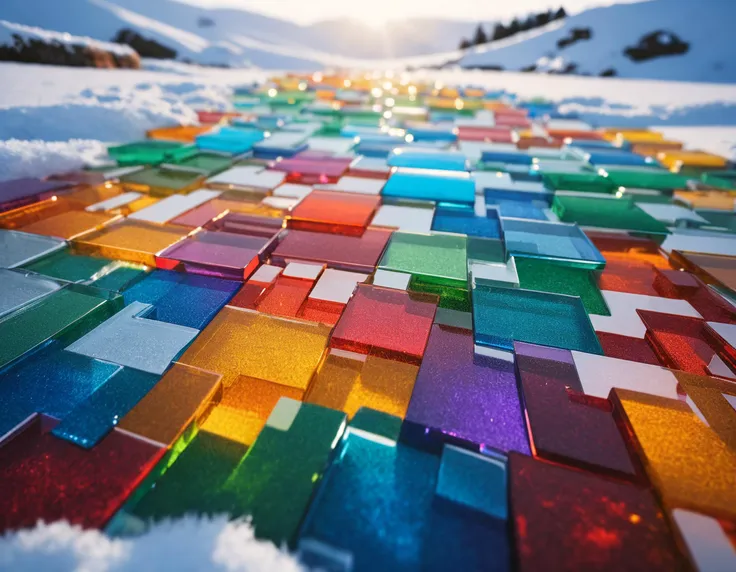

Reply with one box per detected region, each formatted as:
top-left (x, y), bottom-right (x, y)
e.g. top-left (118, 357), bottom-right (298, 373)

top-left (1, 73), bottom-right (736, 571)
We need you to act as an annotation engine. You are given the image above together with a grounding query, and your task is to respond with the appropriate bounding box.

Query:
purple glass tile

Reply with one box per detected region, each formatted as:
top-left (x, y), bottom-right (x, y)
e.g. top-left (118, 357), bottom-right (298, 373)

top-left (204, 212), bottom-right (284, 238)
top-left (402, 324), bottom-right (531, 455)
top-left (157, 230), bottom-right (272, 280)
top-left (0, 178), bottom-right (73, 213)
top-left (513, 341), bottom-right (575, 364)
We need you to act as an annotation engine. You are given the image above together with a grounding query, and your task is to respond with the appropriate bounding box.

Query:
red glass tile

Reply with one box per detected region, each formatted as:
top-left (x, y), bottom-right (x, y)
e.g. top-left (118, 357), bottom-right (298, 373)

top-left (330, 284), bottom-right (438, 363)
top-left (270, 157), bottom-right (351, 184)
top-left (494, 114), bottom-right (531, 128)
top-left (638, 311), bottom-right (729, 378)
top-left (197, 110), bottom-right (239, 124)
top-left (0, 415), bottom-right (163, 532)
top-left (597, 332), bottom-right (660, 365)
top-left (288, 190), bottom-right (380, 236)
top-left (517, 136), bottom-right (562, 149)
top-left (515, 343), bottom-right (640, 479)
top-left (254, 276), bottom-right (314, 318)
top-left (547, 129), bottom-right (605, 141)
top-left (509, 453), bottom-right (686, 572)
top-left (270, 227), bottom-right (392, 273)
top-left (654, 268), bottom-right (736, 323)
top-left (597, 258), bottom-right (663, 296)
top-left (298, 298), bottom-right (345, 325)
top-left (229, 282), bottom-right (270, 309)
top-left (456, 126), bottom-right (515, 143)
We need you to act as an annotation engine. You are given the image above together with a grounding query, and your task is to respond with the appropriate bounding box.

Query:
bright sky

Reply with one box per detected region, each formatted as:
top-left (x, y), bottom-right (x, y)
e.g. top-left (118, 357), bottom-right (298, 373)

top-left (178, 0), bottom-right (632, 26)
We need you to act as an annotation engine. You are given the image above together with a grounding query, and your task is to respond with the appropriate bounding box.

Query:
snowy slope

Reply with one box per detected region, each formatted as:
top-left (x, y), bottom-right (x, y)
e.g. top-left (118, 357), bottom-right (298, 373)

top-left (458, 0), bottom-right (736, 83)
top-left (0, 0), bottom-right (474, 68)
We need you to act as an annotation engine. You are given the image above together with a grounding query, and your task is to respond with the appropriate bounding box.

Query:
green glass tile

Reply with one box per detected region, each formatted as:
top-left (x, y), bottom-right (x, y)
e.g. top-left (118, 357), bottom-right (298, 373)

top-left (128, 429), bottom-right (248, 522)
top-left (0, 284), bottom-right (123, 370)
top-left (378, 231), bottom-right (468, 289)
top-left (349, 407), bottom-right (402, 442)
top-left (264, 90), bottom-right (315, 106)
top-left (120, 167), bottom-right (204, 196)
top-left (514, 257), bottom-right (609, 315)
top-left (552, 194), bottom-right (670, 235)
top-left (542, 172), bottom-right (616, 193)
top-left (701, 170), bottom-right (736, 190)
top-left (605, 168), bottom-right (695, 190)
top-left (409, 276), bottom-right (471, 312)
top-left (472, 280), bottom-right (603, 354)
top-left (24, 250), bottom-right (111, 282)
top-left (89, 263), bottom-right (150, 292)
top-left (170, 152), bottom-right (233, 176)
top-left (108, 141), bottom-right (185, 166)
top-left (223, 398), bottom-right (346, 546)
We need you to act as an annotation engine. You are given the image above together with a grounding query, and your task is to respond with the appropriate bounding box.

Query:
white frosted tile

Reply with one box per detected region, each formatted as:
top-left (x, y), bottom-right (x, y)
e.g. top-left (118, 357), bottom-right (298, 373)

top-left (307, 136), bottom-right (355, 154)
top-left (249, 264), bottom-right (282, 284)
top-left (706, 321), bottom-right (736, 348)
top-left (572, 351), bottom-right (680, 399)
top-left (371, 204), bottom-right (434, 233)
top-left (309, 269), bottom-right (369, 304)
top-left (470, 259), bottom-right (519, 287)
top-left (672, 509), bottom-right (736, 572)
top-left (661, 233), bottom-right (736, 256)
top-left (283, 262), bottom-right (324, 280)
top-left (0, 229), bottom-right (66, 268)
top-left (372, 269), bottom-right (411, 290)
top-left (86, 192), bottom-right (143, 212)
top-left (316, 176), bottom-right (385, 195)
top-left (266, 398), bottom-right (302, 431)
top-left (0, 269), bottom-right (61, 319)
top-left (206, 166), bottom-right (286, 191)
top-left (273, 183), bottom-right (312, 199)
top-left (638, 203), bottom-right (709, 225)
top-left (590, 290), bottom-right (701, 338)
top-left (129, 189), bottom-right (220, 224)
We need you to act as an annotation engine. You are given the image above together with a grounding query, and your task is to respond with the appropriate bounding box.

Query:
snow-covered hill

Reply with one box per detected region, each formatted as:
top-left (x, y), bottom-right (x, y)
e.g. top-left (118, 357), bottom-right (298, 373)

top-left (0, 0), bottom-right (474, 69)
top-left (457, 0), bottom-right (736, 83)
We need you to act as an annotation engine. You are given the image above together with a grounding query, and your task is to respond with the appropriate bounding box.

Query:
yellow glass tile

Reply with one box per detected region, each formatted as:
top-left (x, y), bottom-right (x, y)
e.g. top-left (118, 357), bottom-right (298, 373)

top-left (612, 388), bottom-right (736, 521)
top-left (0, 197), bottom-right (85, 230)
top-left (118, 363), bottom-right (223, 447)
top-left (20, 210), bottom-right (120, 240)
top-left (658, 150), bottom-right (728, 172)
top-left (147, 125), bottom-right (212, 142)
top-left (465, 88), bottom-right (485, 98)
top-left (674, 190), bottom-right (736, 211)
top-left (65, 183), bottom-right (126, 206)
top-left (675, 371), bottom-right (736, 454)
top-left (72, 219), bottom-right (190, 265)
top-left (630, 141), bottom-right (683, 156)
top-left (201, 404), bottom-right (265, 446)
top-left (305, 350), bottom-right (419, 419)
top-left (223, 375), bottom-right (304, 417)
top-left (438, 87), bottom-right (460, 98)
top-left (601, 129), bottom-right (665, 144)
top-left (178, 306), bottom-right (331, 390)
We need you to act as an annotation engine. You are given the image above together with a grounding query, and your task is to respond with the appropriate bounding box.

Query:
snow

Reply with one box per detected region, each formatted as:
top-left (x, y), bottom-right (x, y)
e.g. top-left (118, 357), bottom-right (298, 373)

top-left (457, 0), bottom-right (736, 83)
top-left (0, 517), bottom-right (305, 572)
top-left (0, 19), bottom-right (136, 56)
top-left (0, 139), bottom-right (108, 181)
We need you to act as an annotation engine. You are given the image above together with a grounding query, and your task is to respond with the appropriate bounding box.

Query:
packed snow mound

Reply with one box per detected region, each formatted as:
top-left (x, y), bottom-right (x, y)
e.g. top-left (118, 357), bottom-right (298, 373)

top-left (0, 517), bottom-right (305, 572)
top-left (0, 19), bottom-right (136, 57)
top-left (458, 0), bottom-right (736, 83)
top-left (0, 139), bottom-right (109, 181)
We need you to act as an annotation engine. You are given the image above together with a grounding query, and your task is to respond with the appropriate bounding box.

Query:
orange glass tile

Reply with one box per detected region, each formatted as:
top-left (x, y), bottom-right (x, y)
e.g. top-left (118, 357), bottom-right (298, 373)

top-left (669, 251), bottom-right (736, 292)
top-left (0, 197), bottom-right (86, 230)
top-left (601, 129), bottom-right (665, 144)
top-left (297, 298), bottom-right (345, 325)
top-left (118, 363), bottom-right (223, 447)
top-left (170, 196), bottom-right (279, 228)
top-left (200, 404), bottom-right (264, 446)
top-left (587, 231), bottom-right (671, 269)
top-left (222, 375), bottom-right (304, 417)
top-left (253, 275), bottom-right (314, 318)
top-left (147, 125), bottom-right (212, 142)
top-left (20, 210), bottom-right (120, 240)
top-left (631, 141), bottom-right (683, 156)
top-left (63, 183), bottom-right (126, 206)
top-left (306, 350), bottom-right (419, 419)
top-left (72, 219), bottom-right (190, 266)
top-left (675, 371), bottom-right (736, 454)
top-left (612, 388), bottom-right (736, 521)
top-left (674, 190), bottom-right (736, 211)
top-left (659, 150), bottom-right (728, 172)
top-left (288, 190), bottom-right (380, 236)
top-left (178, 305), bottom-right (330, 389)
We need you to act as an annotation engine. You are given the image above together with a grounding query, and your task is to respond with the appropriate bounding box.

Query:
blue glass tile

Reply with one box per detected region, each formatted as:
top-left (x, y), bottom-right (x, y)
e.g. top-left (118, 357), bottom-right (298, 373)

top-left (567, 139), bottom-right (625, 151)
top-left (388, 148), bottom-right (468, 172)
top-left (585, 150), bottom-right (660, 167)
top-left (501, 218), bottom-right (606, 270)
top-left (472, 281), bottom-right (603, 354)
top-left (51, 366), bottom-right (160, 448)
top-left (489, 200), bottom-right (547, 221)
top-left (436, 445), bottom-right (508, 520)
top-left (196, 127), bottom-right (264, 155)
top-left (405, 126), bottom-right (457, 143)
top-left (432, 206), bottom-right (502, 239)
top-left (0, 343), bottom-right (122, 439)
top-left (123, 270), bottom-right (240, 329)
top-left (382, 170), bottom-right (475, 204)
top-left (480, 150), bottom-right (532, 165)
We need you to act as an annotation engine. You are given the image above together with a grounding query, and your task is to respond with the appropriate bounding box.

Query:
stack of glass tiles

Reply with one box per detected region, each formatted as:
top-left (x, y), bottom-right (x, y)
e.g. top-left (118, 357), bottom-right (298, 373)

top-left (1, 72), bottom-right (735, 572)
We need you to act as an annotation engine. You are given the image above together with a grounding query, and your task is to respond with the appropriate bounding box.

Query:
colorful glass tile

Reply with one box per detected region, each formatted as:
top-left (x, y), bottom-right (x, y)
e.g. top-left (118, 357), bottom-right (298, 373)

top-left (382, 168), bottom-right (475, 204)
top-left (0, 228), bottom-right (66, 268)
top-left (553, 194), bottom-right (670, 234)
top-left (288, 190), bottom-right (380, 235)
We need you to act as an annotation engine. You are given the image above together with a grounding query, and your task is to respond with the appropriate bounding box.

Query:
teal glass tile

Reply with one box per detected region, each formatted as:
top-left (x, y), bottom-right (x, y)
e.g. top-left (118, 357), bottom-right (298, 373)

top-left (349, 408), bottom-right (402, 442)
top-left (501, 218), bottom-right (606, 270)
top-left (552, 194), bottom-right (670, 235)
top-left (382, 169), bottom-right (475, 205)
top-left (23, 250), bottom-right (112, 282)
top-left (378, 231), bottom-right (468, 289)
top-left (387, 148), bottom-right (469, 171)
top-left (89, 263), bottom-right (149, 292)
top-left (472, 280), bottom-right (603, 354)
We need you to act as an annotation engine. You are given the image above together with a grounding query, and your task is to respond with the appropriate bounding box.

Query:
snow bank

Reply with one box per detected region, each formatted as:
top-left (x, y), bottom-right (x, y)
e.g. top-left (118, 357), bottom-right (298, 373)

top-left (0, 19), bottom-right (136, 57)
top-left (0, 517), bottom-right (305, 572)
top-left (0, 139), bottom-right (108, 181)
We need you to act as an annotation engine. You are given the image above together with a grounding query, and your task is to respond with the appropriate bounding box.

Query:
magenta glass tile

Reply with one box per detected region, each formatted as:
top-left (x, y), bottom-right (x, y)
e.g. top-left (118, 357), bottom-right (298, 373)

top-left (402, 324), bottom-right (531, 455)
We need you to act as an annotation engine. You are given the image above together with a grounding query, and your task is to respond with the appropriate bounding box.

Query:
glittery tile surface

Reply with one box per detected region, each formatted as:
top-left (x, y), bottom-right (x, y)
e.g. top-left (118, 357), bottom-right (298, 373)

top-left (597, 331), bottom-right (661, 365)
top-left (0, 285), bottom-right (123, 370)
top-left (612, 389), bottom-right (736, 520)
top-left (118, 363), bottom-right (223, 447)
top-left (305, 350), bottom-right (419, 419)
top-left (169, 198), bottom-right (264, 228)
top-left (270, 227), bottom-right (392, 273)
top-left (0, 229), bottom-right (66, 268)
top-left (179, 306), bottom-right (331, 389)
top-left (378, 231), bottom-right (469, 289)
top-left (404, 324), bottom-right (530, 454)
top-left (200, 405), bottom-right (265, 446)
top-left (252, 275), bottom-right (315, 318)
top-left (0, 416), bottom-right (164, 533)
top-left (331, 284), bottom-right (438, 362)
top-left (508, 453), bottom-right (686, 572)
top-left (515, 347), bottom-right (638, 478)
top-left (0, 268), bottom-right (63, 318)
top-left (20, 210), bottom-right (119, 240)
top-left (23, 249), bottom-right (113, 282)
top-left (72, 220), bottom-right (190, 266)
